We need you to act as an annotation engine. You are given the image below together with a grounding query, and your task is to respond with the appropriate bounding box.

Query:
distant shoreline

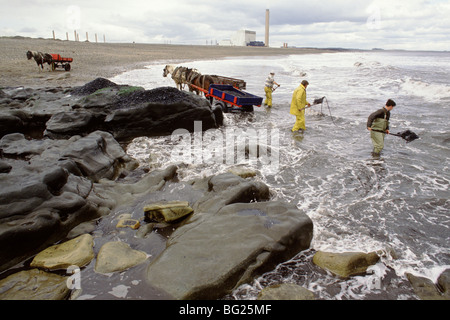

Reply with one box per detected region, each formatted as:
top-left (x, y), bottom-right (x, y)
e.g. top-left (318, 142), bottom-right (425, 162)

top-left (0, 37), bottom-right (336, 88)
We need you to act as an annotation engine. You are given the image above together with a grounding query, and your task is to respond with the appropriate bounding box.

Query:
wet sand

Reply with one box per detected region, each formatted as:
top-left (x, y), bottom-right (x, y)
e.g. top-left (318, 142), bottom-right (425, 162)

top-left (0, 37), bottom-right (333, 88)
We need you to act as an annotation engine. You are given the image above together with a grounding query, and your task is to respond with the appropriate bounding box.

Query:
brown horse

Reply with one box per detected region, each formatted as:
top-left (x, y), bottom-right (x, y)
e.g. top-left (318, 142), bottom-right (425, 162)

top-left (26, 51), bottom-right (52, 70)
top-left (187, 71), bottom-right (202, 95)
top-left (190, 74), bottom-right (215, 96)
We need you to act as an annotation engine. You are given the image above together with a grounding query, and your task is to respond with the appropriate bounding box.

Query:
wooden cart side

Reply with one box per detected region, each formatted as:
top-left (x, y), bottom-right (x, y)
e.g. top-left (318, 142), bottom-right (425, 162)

top-left (209, 75), bottom-right (246, 90)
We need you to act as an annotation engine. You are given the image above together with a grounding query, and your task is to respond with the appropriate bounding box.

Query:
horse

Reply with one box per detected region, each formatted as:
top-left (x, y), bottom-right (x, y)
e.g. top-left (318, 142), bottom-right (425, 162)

top-left (190, 74), bottom-right (215, 96)
top-left (26, 51), bottom-right (52, 70)
top-left (187, 71), bottom-right (202, 95)
top-left (163, 64), bottom-right (201, 91)
top-left (163, 64), bottom-right (183, 89)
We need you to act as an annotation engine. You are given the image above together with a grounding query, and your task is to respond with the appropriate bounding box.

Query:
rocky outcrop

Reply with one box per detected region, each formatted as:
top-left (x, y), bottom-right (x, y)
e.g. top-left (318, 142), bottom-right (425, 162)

top-left (0, 80), bottom-right (317, 300)
top-left (0, 130), bottom-right (131, 272)
top-left (53, 79), bottom-right (221, 142)
top-left (0, 78), bottom-right (223, 143)
top-left (0, 80), bottom-right (222, 273)
top-left (146, 201), bottom-right (313, 300)
top-left (0, 130), bottom-right (178, 272)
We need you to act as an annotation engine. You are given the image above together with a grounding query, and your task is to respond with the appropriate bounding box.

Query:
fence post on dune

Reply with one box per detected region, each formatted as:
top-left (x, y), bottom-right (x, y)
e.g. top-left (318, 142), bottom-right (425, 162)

top-left (52, 30), bottom-right (55, 40)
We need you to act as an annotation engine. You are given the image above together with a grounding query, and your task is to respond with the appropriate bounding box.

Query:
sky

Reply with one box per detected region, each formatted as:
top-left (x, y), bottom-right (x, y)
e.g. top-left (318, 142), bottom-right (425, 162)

top-left (1, 0), bottom-right (449, 51)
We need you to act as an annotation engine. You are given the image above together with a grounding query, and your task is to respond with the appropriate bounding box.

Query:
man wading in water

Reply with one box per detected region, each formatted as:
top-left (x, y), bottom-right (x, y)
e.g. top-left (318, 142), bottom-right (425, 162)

top-left (263, 71), bottom-right (280, 108)
top-left (367, 99), bottom-right (396, 156)
top-left (290, 80), bottom-right (311, 132)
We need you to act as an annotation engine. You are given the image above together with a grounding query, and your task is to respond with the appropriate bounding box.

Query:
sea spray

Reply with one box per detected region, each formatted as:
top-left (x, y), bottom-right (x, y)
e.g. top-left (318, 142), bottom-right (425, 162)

top-left (118, 50), bottom-right (450, 299)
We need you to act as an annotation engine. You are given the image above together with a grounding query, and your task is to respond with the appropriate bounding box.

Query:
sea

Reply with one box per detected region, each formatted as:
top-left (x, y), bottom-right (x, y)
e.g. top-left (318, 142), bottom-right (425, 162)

top-left (110, 49), bottom-right (450, 300)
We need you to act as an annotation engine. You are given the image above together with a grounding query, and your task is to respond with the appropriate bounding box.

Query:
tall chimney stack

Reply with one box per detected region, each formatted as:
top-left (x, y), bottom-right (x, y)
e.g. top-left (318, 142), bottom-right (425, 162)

top-left (265, 9), bottom-right (269, 47)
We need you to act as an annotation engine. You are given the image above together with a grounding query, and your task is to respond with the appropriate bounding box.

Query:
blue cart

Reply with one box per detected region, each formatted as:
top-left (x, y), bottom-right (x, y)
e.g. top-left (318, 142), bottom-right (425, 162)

top-left (207, 84), bottom-right (263, 113)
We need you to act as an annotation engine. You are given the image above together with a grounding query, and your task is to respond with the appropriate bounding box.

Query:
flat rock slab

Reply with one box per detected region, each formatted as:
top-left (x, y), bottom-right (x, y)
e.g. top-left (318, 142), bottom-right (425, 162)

top-left (0, 269), bottom-right (70, 300)
top-left (144, 201), bottom-right (193, 223)
top-left (146, 201), bottom-right (313, 300)
top-left (95, 241), bottom-right (148, 274)
top-left (30, 234), bottom-right (94, 271)
top-left (257, 283), bottom-right (315, 300)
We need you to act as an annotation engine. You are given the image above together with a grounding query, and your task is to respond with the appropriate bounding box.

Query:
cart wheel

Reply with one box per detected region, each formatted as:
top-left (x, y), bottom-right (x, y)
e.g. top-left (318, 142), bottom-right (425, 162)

top-left (65, 64), bottom-right (71, 71)
top-left (212, 100), bottom-right (228, 113)
top-left (51, 62), bottom-right (56, 71)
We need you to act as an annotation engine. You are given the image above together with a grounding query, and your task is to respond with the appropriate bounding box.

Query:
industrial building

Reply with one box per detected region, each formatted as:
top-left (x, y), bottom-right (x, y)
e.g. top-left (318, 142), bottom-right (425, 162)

top-left (219, 30), bottom-right (256, 46)
top-left (219, 9), bottom-right (270, 47)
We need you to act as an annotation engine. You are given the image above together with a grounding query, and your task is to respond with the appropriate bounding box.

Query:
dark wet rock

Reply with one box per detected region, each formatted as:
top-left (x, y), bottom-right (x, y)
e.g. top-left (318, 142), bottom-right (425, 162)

top-left (70, 77), bottom-right (119, 96)
top-left (0, 113), bottom-right (24, 137)
top-left (0, 130), bottom-right (175, 272)
top-left (0, 87), bottom-right (70, 138)
top-left (0, 159), bottom-right (12, 173)
top-left (102, 86), bottom-right (218, 142)
top-left (190, 172), bottom-right (270, 215)
top-left (59, 131), bottom-right (127, 182)
top-left (117, 87), bottom-right (187, 106)
top-left (1, 79), bottom-right (222, 142)
top-left (44, 111), bottom-right (95, 139)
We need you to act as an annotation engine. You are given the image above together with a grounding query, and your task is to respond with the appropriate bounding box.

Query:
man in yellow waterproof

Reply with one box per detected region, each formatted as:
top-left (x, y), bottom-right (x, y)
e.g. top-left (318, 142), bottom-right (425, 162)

top-left (263, 71), bottom-right (279, 108)
top-left (290, 80), bottom-right (311, 132)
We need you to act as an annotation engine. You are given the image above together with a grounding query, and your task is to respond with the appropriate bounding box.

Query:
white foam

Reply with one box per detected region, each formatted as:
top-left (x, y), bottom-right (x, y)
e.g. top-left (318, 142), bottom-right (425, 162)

top-left (399, 77), bottom-right (450, 102)
top-left (114, 51), bottom-right (450, 299)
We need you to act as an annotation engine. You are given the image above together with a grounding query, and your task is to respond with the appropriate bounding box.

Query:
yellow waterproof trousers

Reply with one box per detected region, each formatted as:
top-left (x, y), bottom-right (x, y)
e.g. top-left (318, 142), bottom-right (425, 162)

top-left (292, 113), bottom-right (306, 132)
top-left (264, 86), bottom-right (272, 107)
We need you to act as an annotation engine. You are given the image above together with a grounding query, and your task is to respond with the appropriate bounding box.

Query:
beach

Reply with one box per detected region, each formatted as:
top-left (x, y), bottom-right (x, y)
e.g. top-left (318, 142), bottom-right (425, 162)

top-left (0, 36), bottom-right (332, 88)
top-left (0, 36), bottom-right (449, 300)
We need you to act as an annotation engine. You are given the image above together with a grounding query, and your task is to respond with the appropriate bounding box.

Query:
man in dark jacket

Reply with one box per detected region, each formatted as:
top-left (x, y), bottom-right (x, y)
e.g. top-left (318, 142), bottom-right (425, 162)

top-left (367, 99), bottom-right (396, 155)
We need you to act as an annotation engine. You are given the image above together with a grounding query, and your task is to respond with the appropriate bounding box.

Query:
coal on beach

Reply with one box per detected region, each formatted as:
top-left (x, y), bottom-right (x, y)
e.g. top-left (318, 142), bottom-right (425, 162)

top-left (0, 78), bottom-right (222, 272)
